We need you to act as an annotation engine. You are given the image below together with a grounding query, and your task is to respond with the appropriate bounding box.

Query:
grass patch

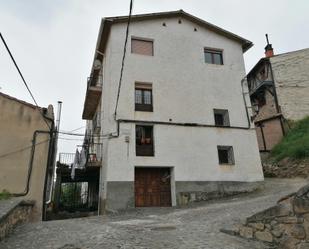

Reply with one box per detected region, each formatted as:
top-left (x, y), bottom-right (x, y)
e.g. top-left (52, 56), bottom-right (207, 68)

top-left (271, 116), bottom-right (309, 161)
top-left (0, 190), bottom-right (11, 200)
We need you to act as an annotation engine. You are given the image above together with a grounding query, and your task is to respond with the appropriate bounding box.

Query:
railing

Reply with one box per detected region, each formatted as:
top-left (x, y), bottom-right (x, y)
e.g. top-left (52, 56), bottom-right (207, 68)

top-left (59, 153), bottom-right (75, 165)
top-left (58, 143), bottom-right (102, 168)
top-left (93, 112), bottom-right (101, 132)
top-left (249, 80), bottom-right (274, 95)
top-left (87, 143), bottom-right (103, 164)
top-left (87, 75), bottom-right (102, 88)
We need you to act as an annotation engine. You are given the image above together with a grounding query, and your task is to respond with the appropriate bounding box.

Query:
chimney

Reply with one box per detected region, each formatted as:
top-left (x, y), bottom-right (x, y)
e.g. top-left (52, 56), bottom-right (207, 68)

top-left (265, 34), bottom-right (274, 57)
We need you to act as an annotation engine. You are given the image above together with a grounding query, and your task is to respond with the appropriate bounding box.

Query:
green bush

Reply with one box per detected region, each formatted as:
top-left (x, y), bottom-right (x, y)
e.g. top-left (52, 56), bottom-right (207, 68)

top-left (0, 190), bottom-right (11, 200)
top-left (271, 116), bottom-right (309, 161)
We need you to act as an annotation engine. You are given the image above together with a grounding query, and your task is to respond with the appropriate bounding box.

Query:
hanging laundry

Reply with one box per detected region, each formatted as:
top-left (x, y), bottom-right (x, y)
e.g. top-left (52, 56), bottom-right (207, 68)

top-left (79, 147), bottom-right (87, 168)
top-left (71, 149), bottom-right (80, 180)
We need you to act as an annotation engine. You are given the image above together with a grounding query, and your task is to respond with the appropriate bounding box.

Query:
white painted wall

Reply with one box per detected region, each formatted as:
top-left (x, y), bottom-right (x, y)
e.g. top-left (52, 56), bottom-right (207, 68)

top-left (99, 16), bottom-right (263, 184)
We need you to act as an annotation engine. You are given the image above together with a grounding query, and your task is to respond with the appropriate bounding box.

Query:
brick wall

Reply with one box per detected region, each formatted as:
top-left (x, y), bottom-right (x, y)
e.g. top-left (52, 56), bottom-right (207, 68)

top-left (255, 118), bottom-right (283, 151)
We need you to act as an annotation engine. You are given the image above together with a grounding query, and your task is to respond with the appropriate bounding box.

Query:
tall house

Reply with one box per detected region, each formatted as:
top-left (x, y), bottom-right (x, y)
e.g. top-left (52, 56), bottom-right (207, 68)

top-left (0, 92), bottom-right (54, 220)
top-left (82, 10), bottom-right (263, 211)
top-left (247, 39), bottom-right (309, 152)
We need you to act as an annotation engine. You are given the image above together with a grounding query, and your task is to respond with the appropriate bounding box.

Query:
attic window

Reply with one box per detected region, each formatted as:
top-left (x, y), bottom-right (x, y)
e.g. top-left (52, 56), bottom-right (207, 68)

top-left (204, 48), bottom-right (223, 65)
top-left (131, 37), bottom-right (153, 56)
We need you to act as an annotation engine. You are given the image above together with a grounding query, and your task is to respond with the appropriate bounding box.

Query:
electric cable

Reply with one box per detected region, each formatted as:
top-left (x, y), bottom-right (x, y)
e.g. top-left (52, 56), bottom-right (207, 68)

top-left (114, 0), bottom-right (133, 118)
top-left (0, 139), bottom-right (50, 159)
top-left (0, 33), bottom-right (51, 130)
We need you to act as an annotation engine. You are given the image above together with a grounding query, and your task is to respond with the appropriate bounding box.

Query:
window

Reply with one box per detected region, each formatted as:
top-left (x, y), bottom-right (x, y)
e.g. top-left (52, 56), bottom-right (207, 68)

top-left (135, 83), bottom-right (153, 112)
top-left (131, 38), bottom-right (153, 56)
top-left (204, 48), bottom-right (223, 65)
top-left (214, 109), bottom-right (230, 126)
top-left (217, 146), bottom-right (234, 165)
top-left (136, 125), bottom-right (154, 156)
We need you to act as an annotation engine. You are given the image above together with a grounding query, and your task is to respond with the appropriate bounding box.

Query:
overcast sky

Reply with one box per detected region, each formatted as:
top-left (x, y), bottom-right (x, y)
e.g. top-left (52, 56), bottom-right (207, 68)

top-left (1, 0), bottom-right (308, 155)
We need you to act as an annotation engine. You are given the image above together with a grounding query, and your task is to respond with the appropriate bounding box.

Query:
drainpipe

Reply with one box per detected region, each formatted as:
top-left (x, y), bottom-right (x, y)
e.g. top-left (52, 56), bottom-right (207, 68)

top-left (12, 130), bottom-right (52, 197)
top-left (42, 101), bottom-right (62, 220)
top-left (240, 78), bottom-right (251, 129)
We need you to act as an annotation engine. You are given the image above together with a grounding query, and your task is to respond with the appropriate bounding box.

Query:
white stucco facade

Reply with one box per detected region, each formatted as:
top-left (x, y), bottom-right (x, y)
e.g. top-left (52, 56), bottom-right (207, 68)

top-left (85, 13), bottom-right (264, 210)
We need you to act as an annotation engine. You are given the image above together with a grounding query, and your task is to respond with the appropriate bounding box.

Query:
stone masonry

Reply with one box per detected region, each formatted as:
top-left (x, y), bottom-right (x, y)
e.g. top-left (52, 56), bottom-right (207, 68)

top-left (0, 199), bottom-right (34, 241)
top-left (223, 184), bottom-right (309, 248)
top-left (271, 48), bottom-right (309, 121)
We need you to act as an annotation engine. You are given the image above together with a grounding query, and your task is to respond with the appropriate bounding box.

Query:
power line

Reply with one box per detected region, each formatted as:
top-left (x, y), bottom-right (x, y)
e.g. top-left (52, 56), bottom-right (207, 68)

top-left (60, 126), bottom-right (86, 133)
top-left (0, 33), bottom-right (51, 130)
top-left (58, 137), bottom-right (85, 141)
top-left (0, 139), bottom-right (50, 159)
top-left (57, 131), bottom-right (109, 138)
top-left (114, 0), bottom-right (133, 117)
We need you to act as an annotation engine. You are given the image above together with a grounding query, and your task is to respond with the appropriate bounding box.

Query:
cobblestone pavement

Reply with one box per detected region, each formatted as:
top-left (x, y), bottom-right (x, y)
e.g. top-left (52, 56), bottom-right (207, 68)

top-left (0, 178), bottom-right (307, 249)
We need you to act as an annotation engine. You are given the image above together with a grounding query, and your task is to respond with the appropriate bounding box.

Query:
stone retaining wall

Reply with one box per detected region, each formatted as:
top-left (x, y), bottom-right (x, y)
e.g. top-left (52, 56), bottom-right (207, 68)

top-left (0, 199), bottom-right (34, 241)
top-left (222, 184), bottom-right (309, 249)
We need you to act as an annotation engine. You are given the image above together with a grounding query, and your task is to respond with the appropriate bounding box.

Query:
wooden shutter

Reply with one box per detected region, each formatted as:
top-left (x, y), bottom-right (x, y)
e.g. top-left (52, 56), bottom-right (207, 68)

top-left (131, 38), bottom-right (153, 56)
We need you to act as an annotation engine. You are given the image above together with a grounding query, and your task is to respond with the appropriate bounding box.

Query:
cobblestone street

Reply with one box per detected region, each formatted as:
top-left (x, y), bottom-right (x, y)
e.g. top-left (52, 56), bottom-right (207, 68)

top-left (0, 178), bottom-right (307, 249)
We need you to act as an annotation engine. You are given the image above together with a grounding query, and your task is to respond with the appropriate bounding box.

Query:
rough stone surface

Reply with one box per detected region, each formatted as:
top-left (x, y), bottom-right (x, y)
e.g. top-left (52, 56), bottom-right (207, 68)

top-left (298, 242), bottom-right (309, 249)
top-left (277, 216), bottom-right (303, 224)
top-left (290, 224), bottom-right (306, 240)
top-left (293, 197), bottom-right (309, 214)
top-left (0, 178), bottom-right (306, 249)
top-left (255, 231), bottom-right (273, 242)
top-left (271, 226), bottom-right (283, 238)
top-left (0, 199), bottom-right (34, 241)
top-left (248, 222), bottom-right (265, 231)
top-left (263, 158), bottom-right (309, 179)
top-left (239, 226), bottom-right (253, 239)
top-left (224, 180), bottom-right (309, 247)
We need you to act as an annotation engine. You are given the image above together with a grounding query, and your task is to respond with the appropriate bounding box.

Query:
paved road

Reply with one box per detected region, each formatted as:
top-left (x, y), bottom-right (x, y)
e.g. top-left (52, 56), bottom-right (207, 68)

top-left (0, 178), bottom-right (307, 249)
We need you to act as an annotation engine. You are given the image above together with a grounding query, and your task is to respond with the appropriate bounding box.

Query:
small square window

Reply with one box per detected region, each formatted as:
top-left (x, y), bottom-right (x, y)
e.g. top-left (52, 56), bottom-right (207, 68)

top-left (217, 146), bottom-right (234, 165)
top-left (204, 48), bottom-right (223, 65)
top-left (131, 38), bottom-right (153, 56)
top-left (214, 109), bottom-right (230, 126)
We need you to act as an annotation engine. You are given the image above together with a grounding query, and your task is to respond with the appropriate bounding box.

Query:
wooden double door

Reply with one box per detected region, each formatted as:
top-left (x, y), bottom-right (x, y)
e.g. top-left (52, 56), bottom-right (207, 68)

top-left (135, 168), bottom-right (171, 207)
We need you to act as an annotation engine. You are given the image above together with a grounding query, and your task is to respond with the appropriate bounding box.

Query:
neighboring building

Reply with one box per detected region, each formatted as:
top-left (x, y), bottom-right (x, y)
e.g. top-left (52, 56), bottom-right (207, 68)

top-left (0, 92), bottom-right (55, 220)
top-left (247, 39), bottom-right (309, 151)
top-left (82, 10), bottom-right (264, 212)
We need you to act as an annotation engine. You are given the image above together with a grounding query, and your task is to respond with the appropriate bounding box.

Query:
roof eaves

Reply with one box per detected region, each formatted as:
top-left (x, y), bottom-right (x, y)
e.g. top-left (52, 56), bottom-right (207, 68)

top-left (104, 10), bottom-right (253, 53)
top-left (0, 91), bottom-right (41, 110)
top-left (247, 57), bottom-right (269, 77)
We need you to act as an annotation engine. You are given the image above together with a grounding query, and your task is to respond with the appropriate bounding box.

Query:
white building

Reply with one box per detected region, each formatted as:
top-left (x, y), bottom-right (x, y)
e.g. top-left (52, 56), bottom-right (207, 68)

top-left (82, 10), bottom-right (264, 212)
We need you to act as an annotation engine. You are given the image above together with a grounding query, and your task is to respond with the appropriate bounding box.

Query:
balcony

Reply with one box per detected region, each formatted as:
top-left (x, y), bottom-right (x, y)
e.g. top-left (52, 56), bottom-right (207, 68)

top-left (92, 112), bottom-right (101, 133)
top-left (87, 143), bottom-right (103, 167)
top-left (57, 143), bottom-right (102, 168)
top-left (249, 80), bottom-right (274, 97)
top-left (82, 76), bottom-right (102, 120)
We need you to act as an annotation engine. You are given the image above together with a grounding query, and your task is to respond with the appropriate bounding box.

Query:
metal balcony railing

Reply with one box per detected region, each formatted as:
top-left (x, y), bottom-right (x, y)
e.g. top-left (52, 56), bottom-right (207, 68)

top-left (249, 80), bottom-right (274, 95)
top-left (88, 143), bottom-right (103, 164)
top-left (58, 153), bottom-right (75, 165)
top-left (87, 75), bottom-right (102, 88)
top-left (92, 112), bottom-right (101, 132)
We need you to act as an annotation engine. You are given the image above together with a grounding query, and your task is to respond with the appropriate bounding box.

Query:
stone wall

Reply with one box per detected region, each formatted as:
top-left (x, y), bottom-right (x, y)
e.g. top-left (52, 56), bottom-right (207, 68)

top-left (223, 184), bottom-right (309, 248)
top-left (176, 181), bottom-right (262, 205)
top-left (0, 199), bottom-right (34, 241)
top-left (271, 48), bottom-right (309, 121)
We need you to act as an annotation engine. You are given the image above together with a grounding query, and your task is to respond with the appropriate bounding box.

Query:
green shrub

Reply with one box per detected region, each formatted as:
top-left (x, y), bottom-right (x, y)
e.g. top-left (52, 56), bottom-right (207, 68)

top-left (271, 116), bottom-right (309, 161)
top-left (0, 190), bottom-right (11, 200)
